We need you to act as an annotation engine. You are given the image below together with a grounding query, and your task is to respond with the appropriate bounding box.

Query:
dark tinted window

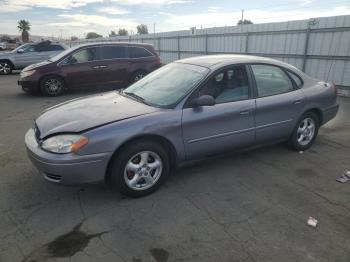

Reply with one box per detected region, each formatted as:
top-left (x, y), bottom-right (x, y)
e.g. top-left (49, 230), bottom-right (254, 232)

top-left (48, 45), bottom-right (64, 51)
top-left (130, 46), bottom-right (153, 58)
top-left (101, 46), bottom-right (126, 59)
top-left (287, 71), bottom-right (303, 88)
top-left (199, 66), bottom-right (249, 103)
top-left (251, 64), bottom-right (294, 97)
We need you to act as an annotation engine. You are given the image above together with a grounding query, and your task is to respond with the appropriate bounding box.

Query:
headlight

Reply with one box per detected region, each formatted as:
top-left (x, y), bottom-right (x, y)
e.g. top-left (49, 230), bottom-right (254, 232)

top-left (41, 134), bottom-right (89, 154)
top-left (20, 70), bottom-right (36, 78)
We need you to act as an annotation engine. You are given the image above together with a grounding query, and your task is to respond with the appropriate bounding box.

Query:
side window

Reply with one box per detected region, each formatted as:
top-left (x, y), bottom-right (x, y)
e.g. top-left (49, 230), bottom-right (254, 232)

top-left (251, 64), bottom-right (294, 97)
top-left (21, 45), bottom-right (35, 53)
top-left (48, 45), bottom-right (64, 51)
top-left (130, 47), bottom-right (153, 58)
top-left (286, 71), bottom-right (303, 88)
top-left (101, 46), bottom-right (126, 59)
top-left (69, 47), bottom-right (97, 64)
top-left (199, 66), bottom-right (249, 103)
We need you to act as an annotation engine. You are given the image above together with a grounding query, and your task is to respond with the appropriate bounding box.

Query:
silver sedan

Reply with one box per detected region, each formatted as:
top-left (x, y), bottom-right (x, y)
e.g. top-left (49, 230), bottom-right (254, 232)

top-left (25, 55), bottom-right (339, 197)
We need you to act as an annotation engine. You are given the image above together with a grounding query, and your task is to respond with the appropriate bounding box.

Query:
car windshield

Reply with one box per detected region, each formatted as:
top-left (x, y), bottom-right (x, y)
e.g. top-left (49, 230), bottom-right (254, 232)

top-left (49, 45), bottom-right (79, 62)
top-left (123, 63), bottom-right (208, 107)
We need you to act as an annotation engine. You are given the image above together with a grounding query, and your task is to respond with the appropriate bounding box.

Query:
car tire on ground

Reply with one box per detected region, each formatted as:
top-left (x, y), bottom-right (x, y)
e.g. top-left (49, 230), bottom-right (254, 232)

top-left (40, 75), bottom-right (65, 97)
top-left (108, 140), bottom-right (170, 197)
top-left (288, 111), bottom-right (319, 151)
top-left (130, 70), bottom-right (147, 84)
top-left (0, 60), bottom-right (13, 75)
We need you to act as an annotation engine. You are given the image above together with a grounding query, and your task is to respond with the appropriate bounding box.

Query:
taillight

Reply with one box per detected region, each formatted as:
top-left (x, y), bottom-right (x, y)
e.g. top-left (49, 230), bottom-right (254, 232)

top-left (156, 57), bottom-right (161, 64)
top-left (331, 83), bottom-right (337, 95)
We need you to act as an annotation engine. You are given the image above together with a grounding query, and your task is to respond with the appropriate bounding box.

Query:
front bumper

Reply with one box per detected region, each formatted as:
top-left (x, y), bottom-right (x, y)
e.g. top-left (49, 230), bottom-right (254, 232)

top-left (25, 128), bottom-right (112, 185)
top-left (18, 78), bottom-right (39, 92)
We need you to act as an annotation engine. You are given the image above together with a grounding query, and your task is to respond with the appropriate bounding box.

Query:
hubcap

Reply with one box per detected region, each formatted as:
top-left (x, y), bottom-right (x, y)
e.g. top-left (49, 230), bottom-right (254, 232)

top-left (45, 78), bottom-right (62, 95)
top-left (134, 73), bottom-right (144, 82)
top-left (124, 151), bottom-right (162, 191)
top-left (297, 117), bottom-right (315, 146)
top-left (0, 63), bottom-right (11, 74)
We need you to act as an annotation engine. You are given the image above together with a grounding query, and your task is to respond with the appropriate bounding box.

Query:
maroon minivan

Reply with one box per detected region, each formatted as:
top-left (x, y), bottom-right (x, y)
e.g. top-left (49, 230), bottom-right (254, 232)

top-left (18, 42), bottom-right (162, 96)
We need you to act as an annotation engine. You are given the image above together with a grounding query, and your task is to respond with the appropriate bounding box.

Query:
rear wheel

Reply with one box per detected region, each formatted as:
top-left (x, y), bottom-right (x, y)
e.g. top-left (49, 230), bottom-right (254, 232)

top-left (40, 76), bottom-right (65, 96)
top-left (109, 140), bottom-right (170, 197)
top-left (130, 70), bottom-right (147, 84)
top-left (288, 112), bottom-right (319, 151)
top-left (0, 61), bottom-right (13, 75)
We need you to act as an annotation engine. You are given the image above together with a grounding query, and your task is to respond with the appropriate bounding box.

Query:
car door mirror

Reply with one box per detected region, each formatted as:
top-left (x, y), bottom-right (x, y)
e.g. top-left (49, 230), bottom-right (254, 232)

top-left (17, 49), bottom-right (24, 54)
top-left (195, 95), bottom-right (216, 107)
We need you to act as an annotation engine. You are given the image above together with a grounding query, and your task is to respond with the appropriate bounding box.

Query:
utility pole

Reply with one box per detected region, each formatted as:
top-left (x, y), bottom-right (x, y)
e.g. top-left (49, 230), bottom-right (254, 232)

top-left (241, 9), bottom-right (244, 22)
top-left (153, 23), bottom-right (156, 35)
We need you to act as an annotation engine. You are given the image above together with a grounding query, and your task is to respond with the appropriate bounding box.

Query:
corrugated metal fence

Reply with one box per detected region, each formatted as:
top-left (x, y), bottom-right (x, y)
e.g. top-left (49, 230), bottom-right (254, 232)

top-left (67, 15), bottom-right (350, 90)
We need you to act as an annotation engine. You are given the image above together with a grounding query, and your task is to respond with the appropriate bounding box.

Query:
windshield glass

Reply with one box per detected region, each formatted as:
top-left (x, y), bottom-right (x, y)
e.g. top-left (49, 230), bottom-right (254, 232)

top-left (123, 63), bottom-right (208, 107)
top-left (49, 45), bottom-right (79, 62)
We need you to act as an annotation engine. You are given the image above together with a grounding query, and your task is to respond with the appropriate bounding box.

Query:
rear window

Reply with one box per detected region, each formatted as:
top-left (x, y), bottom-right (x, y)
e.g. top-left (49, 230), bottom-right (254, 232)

top-left (130, 46), bottom-right (153, 58)
top-left (100, 46), bottom-right (127, 59)
top-left (287, 71), bottom-right (303, 88)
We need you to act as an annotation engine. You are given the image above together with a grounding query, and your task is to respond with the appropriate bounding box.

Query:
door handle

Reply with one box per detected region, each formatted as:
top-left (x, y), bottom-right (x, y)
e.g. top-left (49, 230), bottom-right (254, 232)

top-left (239, 110), bottom-right (250, 115)
top-left (92, 65), bottom-right (108, 69)
top-left (92, 65), bottom-right (100, 69)
top-left (294, 99), bottom-right (303, 105)
top-left (99, 65), bottom-right (107, 68)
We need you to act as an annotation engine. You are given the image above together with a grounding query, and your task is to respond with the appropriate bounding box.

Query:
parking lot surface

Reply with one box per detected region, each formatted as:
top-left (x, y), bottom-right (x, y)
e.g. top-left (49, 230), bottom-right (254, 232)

top-left (0, 74), bottom-right (349, 262)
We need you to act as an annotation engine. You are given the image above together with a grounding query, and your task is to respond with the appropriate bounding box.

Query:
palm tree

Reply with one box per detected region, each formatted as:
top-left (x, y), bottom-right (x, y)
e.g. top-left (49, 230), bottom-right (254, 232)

top-left (17, 20), bottom-right (31, 42)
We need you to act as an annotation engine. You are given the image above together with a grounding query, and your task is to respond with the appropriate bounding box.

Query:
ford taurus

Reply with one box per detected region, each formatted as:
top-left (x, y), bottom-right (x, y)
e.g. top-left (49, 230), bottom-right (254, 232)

top-left (25, 55), bottom-right (339, 197)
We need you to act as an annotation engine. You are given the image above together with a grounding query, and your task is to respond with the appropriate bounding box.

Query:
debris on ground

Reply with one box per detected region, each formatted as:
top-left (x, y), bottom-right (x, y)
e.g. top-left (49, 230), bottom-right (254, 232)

top-left (307, 217), bottom-right (318, 227)
top-left (336, 171), bottom-right (350, 183)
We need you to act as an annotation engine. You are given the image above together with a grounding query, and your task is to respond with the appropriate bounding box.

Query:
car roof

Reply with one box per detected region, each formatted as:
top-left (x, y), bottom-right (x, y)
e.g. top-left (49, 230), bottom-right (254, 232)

top-left (176, 54), bottom-right (302, 73)
top-left (74, 42), bottom-right (154, 49)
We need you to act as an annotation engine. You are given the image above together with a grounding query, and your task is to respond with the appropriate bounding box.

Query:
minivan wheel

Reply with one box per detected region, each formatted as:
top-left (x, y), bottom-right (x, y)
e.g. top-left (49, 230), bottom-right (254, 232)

top-left (40, 76), bottom-right (65, 97)
top-left (0, 61), bottom-right (13, 75)
top-left (109, 140), bottom-right (170, 197)
top-left (288, 112), bottom-right (319, 151)
top-left (130, 70), bottom-right (147, 84)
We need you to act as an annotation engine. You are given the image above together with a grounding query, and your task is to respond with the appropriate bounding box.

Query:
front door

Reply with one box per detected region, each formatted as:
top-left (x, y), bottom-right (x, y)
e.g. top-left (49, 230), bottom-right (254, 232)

top-left (12, 44), bottom-right (41, 68)
top-left (182, 65), bottom-right (256, 159)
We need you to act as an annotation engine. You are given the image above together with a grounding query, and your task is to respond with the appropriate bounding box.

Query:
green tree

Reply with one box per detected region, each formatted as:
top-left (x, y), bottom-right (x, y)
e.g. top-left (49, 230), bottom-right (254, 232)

top-left (0, 35), bottom-right (11, 42)
top-left (86, 32), bottom-right (102, 39)
top-left (137, 24), bottom-right (148, 35)
top-left (118, 28), bottom-right (128, 36)
top-left (237, 19), bottom-right (253, 25)
top-left (17, 20), bottom-right (31, 42)
top-left (109, 30), bottom-right (117, 37)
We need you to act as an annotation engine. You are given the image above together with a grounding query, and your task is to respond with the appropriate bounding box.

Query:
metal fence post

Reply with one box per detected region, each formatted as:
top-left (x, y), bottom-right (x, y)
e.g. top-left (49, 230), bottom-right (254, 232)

top-left (302, 24), bottom-right (311, 72)
top-left (205, 34), bottom-right (208, 55)
top-left (177, 36), bottom-right (181, 59)
top-left (245, 32), bottom-right (249, 54)
top-left (158, 37), bottom-right (161, 55)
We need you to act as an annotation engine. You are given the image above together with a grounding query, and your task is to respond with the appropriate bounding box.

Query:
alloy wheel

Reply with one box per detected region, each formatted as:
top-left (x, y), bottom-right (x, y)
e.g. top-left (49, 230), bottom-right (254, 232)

top-left (124, 151), bottom-right (163, 191)
top-left (0, 62), bottom-right (11, 75)
top-left (44, 78), bottom-right (62, 96)
top-left (297, 117), bottom-right (315, 146)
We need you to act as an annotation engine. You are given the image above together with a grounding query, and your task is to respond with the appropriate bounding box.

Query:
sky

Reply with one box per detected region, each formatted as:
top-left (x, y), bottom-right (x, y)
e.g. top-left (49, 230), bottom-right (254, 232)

top-left (0, 0), bottom-right (349, 38)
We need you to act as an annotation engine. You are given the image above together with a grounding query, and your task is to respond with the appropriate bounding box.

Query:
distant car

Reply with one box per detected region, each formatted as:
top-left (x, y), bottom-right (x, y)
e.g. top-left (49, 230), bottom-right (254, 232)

top-left (25, 55), bottom-right (338, 197)
top-left (0, 42), bottom-right (6, 51)
top-left (18, 42), bottom-right (162, 96)
top-left (0, 41), bottom-right (66, 75)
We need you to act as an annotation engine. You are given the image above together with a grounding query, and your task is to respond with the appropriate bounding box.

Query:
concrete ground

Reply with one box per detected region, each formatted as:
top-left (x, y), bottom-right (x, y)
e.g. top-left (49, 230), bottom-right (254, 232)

top-left (0, 74), bottom-right (349, 262)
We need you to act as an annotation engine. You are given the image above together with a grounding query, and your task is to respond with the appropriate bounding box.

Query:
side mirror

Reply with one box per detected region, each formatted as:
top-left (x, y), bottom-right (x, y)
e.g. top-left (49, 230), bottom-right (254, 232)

top-left (195, 95), bottom-right (216, 107)
top-left (17, 49), bottom-right (24, 53)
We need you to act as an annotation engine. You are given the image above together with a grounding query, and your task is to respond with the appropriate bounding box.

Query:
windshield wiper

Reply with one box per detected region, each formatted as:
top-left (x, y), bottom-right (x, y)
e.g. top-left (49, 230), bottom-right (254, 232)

top-left (123, 91), bottom-right (146, 103)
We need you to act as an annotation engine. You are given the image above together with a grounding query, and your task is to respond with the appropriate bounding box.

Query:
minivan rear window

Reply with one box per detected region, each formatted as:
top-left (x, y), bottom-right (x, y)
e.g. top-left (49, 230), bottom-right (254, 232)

top-left (130, 47), bottom-right (153, 58)
top-left (101, 46), bottom-right (127, 59)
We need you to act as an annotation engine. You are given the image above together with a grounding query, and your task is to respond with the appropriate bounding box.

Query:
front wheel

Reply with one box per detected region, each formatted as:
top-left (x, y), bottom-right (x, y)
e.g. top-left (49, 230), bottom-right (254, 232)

top-left (288, 112), bottom-right (319, 151)
top-left (40, 76), bottom-right (65, 96)
top-left (109, 141), bottom-right (170, 197)
top-left (0, 61), bottom-right (13, 75)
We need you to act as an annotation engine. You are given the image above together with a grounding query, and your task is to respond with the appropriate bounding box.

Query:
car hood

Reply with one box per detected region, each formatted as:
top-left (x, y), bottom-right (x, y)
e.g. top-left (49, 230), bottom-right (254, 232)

top-left (35, 92), bottom-right (159, 139)
top-left (23, 60), bottom-right (52, 71)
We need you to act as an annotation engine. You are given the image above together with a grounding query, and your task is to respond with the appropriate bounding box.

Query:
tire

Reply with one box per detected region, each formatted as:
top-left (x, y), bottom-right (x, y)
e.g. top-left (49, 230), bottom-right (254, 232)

top-left (40, 75), bottom-right (65, 97)
top-left (0, 61), bottom-right (13, 75)
top-left (109, 140), bottom-right (170, 197)
top-left (130, 70), bottom-right (147, 84)
top-left (288, 111), bottom-right (319, 151)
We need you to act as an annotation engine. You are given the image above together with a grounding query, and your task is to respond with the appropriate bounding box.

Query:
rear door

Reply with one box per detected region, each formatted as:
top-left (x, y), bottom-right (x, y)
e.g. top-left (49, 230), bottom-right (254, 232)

top-left (182, 65), bottom-right (256, 159)
top-left (250, 64), bottom-right (305, 144)
top-left (60, 47), bottom-right (102, 88)
top-left (94, 45), bottom-right (130, 87)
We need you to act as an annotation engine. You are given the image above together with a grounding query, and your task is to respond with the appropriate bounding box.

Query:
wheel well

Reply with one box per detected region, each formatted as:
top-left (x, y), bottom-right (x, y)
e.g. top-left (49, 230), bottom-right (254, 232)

top-left (0, 59), bottom-right (14, 69)
top-left (105, 135), bottom-right (177, 181)
top-left (39, 74), bottom-right (67, 89)
top-left (306, 108), bottom-right (323, 125)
